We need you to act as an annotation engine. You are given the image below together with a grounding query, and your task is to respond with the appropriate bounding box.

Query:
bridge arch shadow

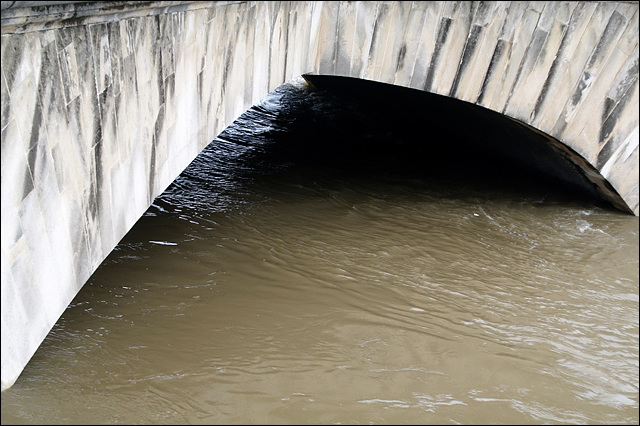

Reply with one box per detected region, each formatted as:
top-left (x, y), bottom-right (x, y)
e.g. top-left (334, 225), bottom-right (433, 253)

top-left (266, 74), bottom-right (631, 214)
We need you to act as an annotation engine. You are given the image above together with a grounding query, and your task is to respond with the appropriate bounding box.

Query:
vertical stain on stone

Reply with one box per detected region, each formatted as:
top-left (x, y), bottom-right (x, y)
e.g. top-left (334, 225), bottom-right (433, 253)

top-left (92, 139), bottom-right (103, 222)
top-left (596, 64), bottom-right (638, 169)
top-left (150, 100), bottom-right (165, 201)
top-left (477, 39), bottom-right (506, 104)
top-left (596, 138), bottom-right (618, 172)
top-left (106, 21), bottom-right (122, 96)
top-left (366, 7), bottom-right (383, 71)
top-left (586, 10), bottom-right (625, 71)
top-left (335, 48), bottom-right (352, 76)
top-left (281, 7), bottom-right (290, 82)
top-left (597, 88), bottom-right (637, 169)
top-left (220, 10), bottom-right (239, 101)
top-left (503, 28), bottom-right (549, 113)
top-left (334, 2), bottom-right (351, 76)
top-left (396, 43), bottom-right (407, 73)
top-left (54, 26), bottom-right (74, 52)
top-left (20, 159), bottom-right (35, 201)
top-left (26, 112), bottom-right (41, 182)
top-left (92, 93), bottom-right (103, 149)
top-left (70, 199), bottom-right (90, 286)
top-left (531, 24), bottom-right (568, 121)
top-left (601, 97), bottom-right (617, 134)
top-left (25, 150), bottom-right (38, 202)
top-left (49, 140), bottom-right (66, 192)
top-left (604, 58), bottom-right (638, 122)
top-left (101, 29), bottom-right (113, 92)
top-left (153, 103), bottom-right (165, 148)
top-left (197, 69), bottom-right (203, 107)
top-left (28, 92), bottom-right (43, 155)
top-left (424, 17), bottom-right (452, 92)
top-left (264, 7), bottom-right (274, 91)
top-left (111, 84), bottom-right (120, 122)
top-left (475, 1), bottom-right (493, 23)
top-left (221, 49), bottom-right (231, 100)
top-left (156, 47), bottom-right (165, 107)
top-left (148, 144), bottom-right (156, 204)
top-left (25, 43), bottom-right (56, 189)
top-left (561, 10), bottom-right (627, 127)
top-left (58, 42), bottom-right (81, 104)
top-left (1, 37), bottom-right (24, 125)
top-left (571, 71), bottom-right (592, 107)
top-left (164, 73), bottom-right (174, 111)
top-left (449, 24), bottom-right (482, 97)
top-left (596, 113), bottom-right (619, 169)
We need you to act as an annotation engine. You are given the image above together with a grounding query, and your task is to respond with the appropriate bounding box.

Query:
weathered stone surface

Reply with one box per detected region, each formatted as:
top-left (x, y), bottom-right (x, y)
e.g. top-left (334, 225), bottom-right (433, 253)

top-left (1, 0), bottom-right (638, 392)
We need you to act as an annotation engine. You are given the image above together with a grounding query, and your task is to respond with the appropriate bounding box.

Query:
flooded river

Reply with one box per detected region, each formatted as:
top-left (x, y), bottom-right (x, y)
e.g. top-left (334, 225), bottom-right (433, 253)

top-left (1, 79), bottom-right (638, 424)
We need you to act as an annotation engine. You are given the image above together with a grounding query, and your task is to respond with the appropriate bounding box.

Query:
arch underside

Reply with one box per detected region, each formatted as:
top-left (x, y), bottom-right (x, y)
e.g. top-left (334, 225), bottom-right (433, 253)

top-left (308, 1), bottom-right (639, 216)
top-left (301, 74), bottom-right (634, 214)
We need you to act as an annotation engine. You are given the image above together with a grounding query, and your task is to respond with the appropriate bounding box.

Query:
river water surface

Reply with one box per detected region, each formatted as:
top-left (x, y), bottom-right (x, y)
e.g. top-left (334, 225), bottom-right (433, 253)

top-left (1, 79), bottom-right (638, 424)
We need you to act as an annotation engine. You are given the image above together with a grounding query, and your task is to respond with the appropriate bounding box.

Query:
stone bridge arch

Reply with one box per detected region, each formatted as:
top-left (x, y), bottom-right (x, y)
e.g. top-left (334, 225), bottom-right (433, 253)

top-left (309, 1), bottom-right (638, 214)
top-left (1, 1), bottom-right (638, 391)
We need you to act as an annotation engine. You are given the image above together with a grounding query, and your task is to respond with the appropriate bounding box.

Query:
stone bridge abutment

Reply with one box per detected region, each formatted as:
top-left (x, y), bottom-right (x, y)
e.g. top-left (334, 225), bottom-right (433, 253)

top-left (2, 1), bottom-right (638, 391)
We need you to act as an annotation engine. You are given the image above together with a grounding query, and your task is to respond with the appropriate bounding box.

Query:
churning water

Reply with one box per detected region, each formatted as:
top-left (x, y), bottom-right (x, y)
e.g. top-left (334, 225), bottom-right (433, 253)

top-left (1, 78), bottom-right (638, 424)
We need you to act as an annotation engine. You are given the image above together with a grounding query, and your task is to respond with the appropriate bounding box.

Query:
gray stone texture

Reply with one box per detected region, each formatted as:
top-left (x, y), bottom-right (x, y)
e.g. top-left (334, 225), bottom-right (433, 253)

top-left (1, 1), bottom-right (638, 391)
